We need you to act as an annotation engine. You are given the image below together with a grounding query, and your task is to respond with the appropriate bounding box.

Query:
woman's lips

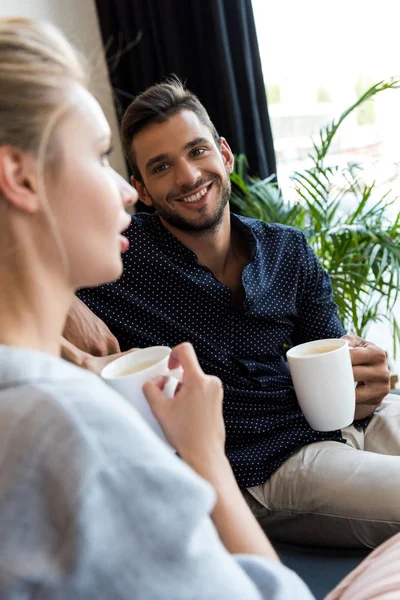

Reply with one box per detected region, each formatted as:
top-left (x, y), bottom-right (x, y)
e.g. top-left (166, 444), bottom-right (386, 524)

top-left (119, 234), bottom-right (130, 253)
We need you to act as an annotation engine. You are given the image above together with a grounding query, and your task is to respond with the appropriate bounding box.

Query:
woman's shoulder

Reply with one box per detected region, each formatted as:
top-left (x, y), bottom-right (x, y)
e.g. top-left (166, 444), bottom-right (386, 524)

top-left (0, 345), bottom-right (115, 430)
top-left (0, 345), bottom-right (156, 454)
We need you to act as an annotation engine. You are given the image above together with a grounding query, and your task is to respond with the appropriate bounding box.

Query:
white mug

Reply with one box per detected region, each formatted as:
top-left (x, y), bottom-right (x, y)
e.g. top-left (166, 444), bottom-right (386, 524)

top-left (101, 346), bottom-right (182, 448)
top-left (286, 338), bottom-right (356, 431)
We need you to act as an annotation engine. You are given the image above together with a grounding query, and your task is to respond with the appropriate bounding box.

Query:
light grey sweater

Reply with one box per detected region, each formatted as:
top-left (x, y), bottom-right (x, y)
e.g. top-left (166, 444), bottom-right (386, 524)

top-left (0, 346), bottom-right (314, 599)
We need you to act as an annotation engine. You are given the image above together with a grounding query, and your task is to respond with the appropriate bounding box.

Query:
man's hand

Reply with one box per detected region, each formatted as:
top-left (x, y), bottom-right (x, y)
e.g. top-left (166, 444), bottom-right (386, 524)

top-left (342, 335), bottom-right (390, 420)
top-left (61, 336), bottom-right (137, 375)
top-left (64, 296), bottom-right (120, 356)
top-left (82, 348), bottom-right (138, 375)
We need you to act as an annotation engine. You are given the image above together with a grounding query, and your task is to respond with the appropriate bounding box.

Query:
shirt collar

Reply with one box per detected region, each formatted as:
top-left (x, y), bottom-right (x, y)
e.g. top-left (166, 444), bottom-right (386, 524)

top-left (0, 345), bottom-right (87, 388)
top-left (136, 212), bottom-right (259, 265)
top-left (230, 213), bottom-right (259, 262)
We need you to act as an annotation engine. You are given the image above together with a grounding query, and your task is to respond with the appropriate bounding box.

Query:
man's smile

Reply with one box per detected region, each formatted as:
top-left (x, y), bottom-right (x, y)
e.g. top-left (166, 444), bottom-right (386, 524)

top-left (173, 182), bottom-right (213, 207)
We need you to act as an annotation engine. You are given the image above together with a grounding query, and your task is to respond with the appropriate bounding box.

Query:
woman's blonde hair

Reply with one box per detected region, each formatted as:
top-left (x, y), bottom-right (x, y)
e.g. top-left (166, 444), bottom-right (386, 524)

top-left (0, 17), bottom-right (86, 156)
top-left (0, 18), bottom-right (88, 266)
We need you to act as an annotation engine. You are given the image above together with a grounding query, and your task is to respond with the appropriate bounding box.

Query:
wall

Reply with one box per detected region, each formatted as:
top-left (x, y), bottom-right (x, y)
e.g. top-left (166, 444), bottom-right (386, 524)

top-left (0, 0), bottom-right (127, 177)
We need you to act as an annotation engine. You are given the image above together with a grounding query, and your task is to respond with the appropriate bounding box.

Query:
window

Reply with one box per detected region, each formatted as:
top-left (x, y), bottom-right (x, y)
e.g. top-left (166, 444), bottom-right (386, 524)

top-left (252, 0), bottom-right (400, 376)
top-left (252, 0), bottom-right (400, 209)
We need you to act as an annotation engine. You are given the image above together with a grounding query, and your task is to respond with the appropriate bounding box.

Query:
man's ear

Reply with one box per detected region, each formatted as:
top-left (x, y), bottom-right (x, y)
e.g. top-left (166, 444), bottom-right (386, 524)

top-left (219, 137), bottom-right (234, 175)
top-left (0, 147), bottom-right (39, 213)
top-left (130, 176), bottom-right (154, 207)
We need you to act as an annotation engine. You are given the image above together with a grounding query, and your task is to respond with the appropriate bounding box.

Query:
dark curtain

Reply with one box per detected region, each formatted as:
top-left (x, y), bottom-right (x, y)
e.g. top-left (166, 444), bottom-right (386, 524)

top-left (95, 0), bottom-right (276, 179)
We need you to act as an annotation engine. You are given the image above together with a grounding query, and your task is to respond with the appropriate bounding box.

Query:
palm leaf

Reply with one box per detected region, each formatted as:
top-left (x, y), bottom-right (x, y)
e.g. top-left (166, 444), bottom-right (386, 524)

top-left (229, 79), bottom-right (400, 354)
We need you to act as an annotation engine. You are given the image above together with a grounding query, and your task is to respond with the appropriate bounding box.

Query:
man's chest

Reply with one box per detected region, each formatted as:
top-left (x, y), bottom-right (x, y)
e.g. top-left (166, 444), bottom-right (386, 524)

top-left (116, 260), bottom-right (299, 358)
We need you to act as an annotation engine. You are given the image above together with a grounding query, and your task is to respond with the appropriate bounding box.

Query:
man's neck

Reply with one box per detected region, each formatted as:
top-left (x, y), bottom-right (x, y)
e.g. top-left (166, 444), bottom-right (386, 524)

top-left (159, 208), bottom-right (250, 301)
top-left (159, 207), bottom-right (234, 279)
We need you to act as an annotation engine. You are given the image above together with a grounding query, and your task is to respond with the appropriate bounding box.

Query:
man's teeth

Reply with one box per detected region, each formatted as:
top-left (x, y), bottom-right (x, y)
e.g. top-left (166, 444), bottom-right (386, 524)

top-left (181, 186), bottom-right (209, 203)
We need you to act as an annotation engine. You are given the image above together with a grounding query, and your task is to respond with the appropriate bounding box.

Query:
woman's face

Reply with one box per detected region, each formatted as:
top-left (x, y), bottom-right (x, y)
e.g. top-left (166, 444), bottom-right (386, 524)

top-left (46, 85), bottom-right (137, 289)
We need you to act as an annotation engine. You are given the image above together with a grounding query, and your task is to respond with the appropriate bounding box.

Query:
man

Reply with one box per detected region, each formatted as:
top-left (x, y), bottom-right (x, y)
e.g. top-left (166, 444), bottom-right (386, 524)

top-left (65, 78), bottom-right (399, 548)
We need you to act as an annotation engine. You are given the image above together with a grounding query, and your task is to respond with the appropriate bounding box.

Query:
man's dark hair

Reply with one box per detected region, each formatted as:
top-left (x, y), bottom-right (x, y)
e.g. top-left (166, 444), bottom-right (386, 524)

top-left (120, 76), bottom-right (220, 182)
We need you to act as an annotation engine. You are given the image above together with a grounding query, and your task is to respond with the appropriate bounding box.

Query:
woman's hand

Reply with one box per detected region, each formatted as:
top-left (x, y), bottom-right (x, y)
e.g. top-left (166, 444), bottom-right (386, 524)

top-left (143, 342), bottom-right (225, 463)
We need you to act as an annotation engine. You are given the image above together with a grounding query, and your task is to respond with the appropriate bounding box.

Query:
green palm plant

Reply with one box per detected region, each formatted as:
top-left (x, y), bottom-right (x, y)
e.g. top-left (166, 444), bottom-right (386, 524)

top-left (230, 78), bottom-right (400, 354)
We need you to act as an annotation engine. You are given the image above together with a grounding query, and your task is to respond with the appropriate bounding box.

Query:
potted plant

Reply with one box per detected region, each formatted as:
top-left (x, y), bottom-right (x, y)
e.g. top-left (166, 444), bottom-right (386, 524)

top-left (230, 79), bottom-right (400, 357)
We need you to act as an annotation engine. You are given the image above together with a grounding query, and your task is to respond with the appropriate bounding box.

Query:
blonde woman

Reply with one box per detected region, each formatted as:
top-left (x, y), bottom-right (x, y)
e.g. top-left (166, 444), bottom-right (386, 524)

top-left (0, 16), bottom-right (311, 599)
top-left (0, 17), bottom-right (398, 600)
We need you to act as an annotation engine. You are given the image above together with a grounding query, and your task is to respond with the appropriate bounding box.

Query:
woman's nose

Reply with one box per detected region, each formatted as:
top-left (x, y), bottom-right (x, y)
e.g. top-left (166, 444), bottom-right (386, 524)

top-left (111, 169), bottom-right (138, 208)
top-left (121, 182), bottom-right (138, 208)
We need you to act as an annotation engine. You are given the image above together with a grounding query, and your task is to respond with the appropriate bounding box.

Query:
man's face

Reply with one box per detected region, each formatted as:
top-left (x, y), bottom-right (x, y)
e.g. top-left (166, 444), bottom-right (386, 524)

top-left (131, 110), bottom-right (234, 234)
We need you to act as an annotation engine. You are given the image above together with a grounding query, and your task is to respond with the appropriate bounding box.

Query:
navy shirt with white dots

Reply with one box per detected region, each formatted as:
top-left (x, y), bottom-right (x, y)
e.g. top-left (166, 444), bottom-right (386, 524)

top-left (78, 213), bottom-right (347, 488)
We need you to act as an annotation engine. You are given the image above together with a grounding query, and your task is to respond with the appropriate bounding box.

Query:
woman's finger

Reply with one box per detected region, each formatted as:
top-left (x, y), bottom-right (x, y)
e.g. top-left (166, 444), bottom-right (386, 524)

top-left (168, 342), bottom-right (203, 377)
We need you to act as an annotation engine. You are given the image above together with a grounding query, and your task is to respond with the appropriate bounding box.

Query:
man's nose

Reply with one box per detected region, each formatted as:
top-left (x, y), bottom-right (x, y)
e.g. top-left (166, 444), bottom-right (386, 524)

top-left (174, 159), bottom-right (201, 188)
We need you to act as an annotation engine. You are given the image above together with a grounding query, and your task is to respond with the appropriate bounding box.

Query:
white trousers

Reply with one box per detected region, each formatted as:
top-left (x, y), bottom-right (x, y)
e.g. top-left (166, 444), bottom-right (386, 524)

top-left (245, 395), bottom-right (400, 548)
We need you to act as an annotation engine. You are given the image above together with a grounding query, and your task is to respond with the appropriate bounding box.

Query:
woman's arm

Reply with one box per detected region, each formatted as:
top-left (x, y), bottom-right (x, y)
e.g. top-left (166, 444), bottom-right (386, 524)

top-left (143, 342), bottom-right (278, 561)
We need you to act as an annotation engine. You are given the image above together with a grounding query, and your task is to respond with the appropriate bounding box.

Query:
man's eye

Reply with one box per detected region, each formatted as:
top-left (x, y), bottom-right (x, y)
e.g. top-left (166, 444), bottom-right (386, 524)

top-left (154, 164), bottom-right (169, 173)
top-left (191, 148), bottom-right (205, 157)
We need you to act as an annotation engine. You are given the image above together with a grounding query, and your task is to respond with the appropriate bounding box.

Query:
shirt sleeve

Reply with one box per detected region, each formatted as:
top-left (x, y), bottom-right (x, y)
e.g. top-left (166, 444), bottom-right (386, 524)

top-left (292, 231), bottom-right (345, 345)
top-left (0, 382), bottom-right (315, 600)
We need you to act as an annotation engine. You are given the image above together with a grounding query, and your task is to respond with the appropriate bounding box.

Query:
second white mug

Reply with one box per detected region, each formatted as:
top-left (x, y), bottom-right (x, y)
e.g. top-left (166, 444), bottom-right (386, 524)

top-left (287, 338), bottom-right (356, 431)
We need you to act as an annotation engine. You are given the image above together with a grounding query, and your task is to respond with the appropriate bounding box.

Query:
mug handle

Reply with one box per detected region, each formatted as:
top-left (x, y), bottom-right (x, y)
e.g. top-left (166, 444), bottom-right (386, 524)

top-left (163, 367), bottom-right (183, 399)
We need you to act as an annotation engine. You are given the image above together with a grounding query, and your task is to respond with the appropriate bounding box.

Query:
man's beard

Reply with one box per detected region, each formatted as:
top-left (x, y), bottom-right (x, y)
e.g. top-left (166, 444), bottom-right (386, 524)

top-left (147, 174), bottom-right (231, 235)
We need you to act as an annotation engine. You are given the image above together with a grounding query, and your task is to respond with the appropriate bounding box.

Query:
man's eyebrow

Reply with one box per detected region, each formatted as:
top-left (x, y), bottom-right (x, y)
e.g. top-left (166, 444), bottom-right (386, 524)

top-left (184, 137), bottom-right (209, 151)
top-left (145, 153), bottom-right (169, 170)
top-left (145, 138), bottom-right (209, 171)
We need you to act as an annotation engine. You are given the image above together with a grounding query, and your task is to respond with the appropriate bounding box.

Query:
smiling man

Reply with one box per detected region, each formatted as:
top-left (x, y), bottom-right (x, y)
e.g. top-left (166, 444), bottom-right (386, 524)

top-left (67, 77), bottom-right (400, 549)
top-left (134, 115), bottom-right (231, 233)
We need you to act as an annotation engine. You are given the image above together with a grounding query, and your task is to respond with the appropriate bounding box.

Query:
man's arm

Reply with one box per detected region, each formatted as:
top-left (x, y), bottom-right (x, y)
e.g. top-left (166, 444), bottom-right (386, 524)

top-left (63, 296), bottom-right (120, 356)
top-left (62, 298), bottom-right (137, 374)
top-left (60, 336), bottom-right (89, 368)
top-left (60, 337), bottom-right (137, 375)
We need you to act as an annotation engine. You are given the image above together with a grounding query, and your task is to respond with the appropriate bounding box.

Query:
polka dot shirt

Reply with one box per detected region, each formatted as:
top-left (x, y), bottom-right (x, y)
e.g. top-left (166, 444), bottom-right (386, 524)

top-left (78, 213), bottom-right (347, 488)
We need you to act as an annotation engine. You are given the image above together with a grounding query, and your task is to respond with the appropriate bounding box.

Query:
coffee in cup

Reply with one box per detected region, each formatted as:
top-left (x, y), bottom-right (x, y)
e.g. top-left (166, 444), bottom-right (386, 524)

top-left (109, 360), bottom-right (159, 377)
top-left (296, 345), bottom-right (341, 356)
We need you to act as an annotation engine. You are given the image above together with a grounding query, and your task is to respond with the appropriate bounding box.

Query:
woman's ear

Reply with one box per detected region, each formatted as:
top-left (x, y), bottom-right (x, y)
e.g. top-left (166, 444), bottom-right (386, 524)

top-left (0, 147), bottom-right (39, 213)
top-left (130, 176), bottom-right (154, 207)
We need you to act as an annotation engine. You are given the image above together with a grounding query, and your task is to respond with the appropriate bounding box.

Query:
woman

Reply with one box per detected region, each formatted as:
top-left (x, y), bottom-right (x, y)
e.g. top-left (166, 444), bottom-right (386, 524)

top-left (0, 16), bottom-right (309, 599)
top-left (0, 16), bottom-right (398, 600)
